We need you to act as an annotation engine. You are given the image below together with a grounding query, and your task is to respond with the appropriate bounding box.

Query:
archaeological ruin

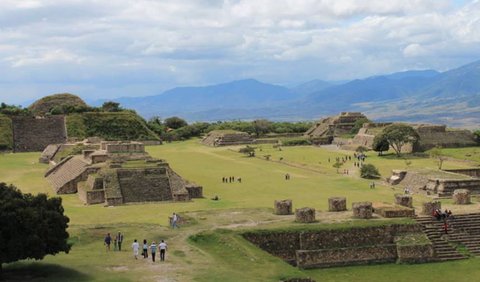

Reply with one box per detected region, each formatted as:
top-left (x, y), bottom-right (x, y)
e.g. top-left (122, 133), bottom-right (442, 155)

top-left (12, 115), bottom-right (67, 152)
top-left (44, 140), bottom-right (202, 205)
top-left (304, 112), bottom-right (367, 144)
top-left (201, 130), bottom-right (254, 146)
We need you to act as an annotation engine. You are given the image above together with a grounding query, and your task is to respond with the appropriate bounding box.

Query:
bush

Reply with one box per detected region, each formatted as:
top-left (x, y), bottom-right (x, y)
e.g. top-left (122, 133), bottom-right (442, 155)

top-left (281, 138), bottom-right (312, 146)
top-left (360, 164), bottom-right (380, 179)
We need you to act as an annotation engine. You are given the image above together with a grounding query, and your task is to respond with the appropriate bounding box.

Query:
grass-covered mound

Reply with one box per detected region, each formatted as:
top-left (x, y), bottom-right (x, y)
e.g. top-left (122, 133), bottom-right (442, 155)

top-left (0, 114), bottom-right (13, 150)
top-left (66, 112), bottom-right (160, 141)
top-left (28, 93), bottom-right (88, 115)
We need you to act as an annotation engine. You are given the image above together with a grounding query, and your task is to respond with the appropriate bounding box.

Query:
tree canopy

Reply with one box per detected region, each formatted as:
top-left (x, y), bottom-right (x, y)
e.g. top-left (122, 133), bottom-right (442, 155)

top-left (164, 116), bottom-right (188, 129)
top-left (372, 133), bottom-right (390, 155)
top-left (0, 183), bottom-right (70, 275)
top-left (381, 124), bottom-right (419, 156)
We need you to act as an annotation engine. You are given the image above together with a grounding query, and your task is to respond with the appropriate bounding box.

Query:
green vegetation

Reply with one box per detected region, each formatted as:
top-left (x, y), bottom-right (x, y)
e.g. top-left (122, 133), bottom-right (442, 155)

top-left (381, 124), bottom-right (419, 156)
top-left (1, 141), bottom-right (480, 281)
top-left (67, 112), bottom-right (159, 141)
top-left (349, 117), bottom-right (371, 135)
top-left (28, 93), bottom-right (89, 115)
top-left (0, 115), bottom-right (13, 150)
top-left (360, 164), bottom-right (380, 179)
top-left (373, 133), bottom-right (390, 155)
top-left (0, 183), bottom-right (70, 275)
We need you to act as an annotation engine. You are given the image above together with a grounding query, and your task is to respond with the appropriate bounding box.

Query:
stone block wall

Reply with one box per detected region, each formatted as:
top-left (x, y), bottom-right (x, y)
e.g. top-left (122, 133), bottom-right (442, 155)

top-left (396, 243), bottom-right (434, 263)
top-left (352, 202), bottom-right (373, 219)
top-left (421, 201), bottom-right (441, 216)
top-left (117, 168), bottom-right (173, 203)
top-left (186, 185), bottom-right (203, 198)
top-left (295, 208), bottom-right (316, 223)
top-left (275, 200), bottom-right (293, 215)
top-left (106, 142), bottom-right (145, 153)
top-left (296, 245), bottom-right (398, 269)
top-left (394, 194), bottom-right (413, 208)
top-left (328, 197), bottom-right (347, 212)
top-left (444, 168), bottom-right (480, 179)
top-left (12, 116), bottom-right (67, 152)
top-left (243, 231), bottom-right (301, 265)
top-left (426, 179), bottom-right (480, 196)
top-left (453, 189), bottom-right (471, 204)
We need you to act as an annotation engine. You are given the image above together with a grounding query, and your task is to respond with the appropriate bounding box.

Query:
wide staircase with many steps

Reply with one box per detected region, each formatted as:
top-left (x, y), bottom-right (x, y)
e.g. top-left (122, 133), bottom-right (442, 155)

top-left (416, 213), bottom-right (480, 261)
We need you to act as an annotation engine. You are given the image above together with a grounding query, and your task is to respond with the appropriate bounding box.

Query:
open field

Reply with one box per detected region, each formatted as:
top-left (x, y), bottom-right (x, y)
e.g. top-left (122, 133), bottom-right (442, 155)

top-left (1, 141), bottom-right (480, 281)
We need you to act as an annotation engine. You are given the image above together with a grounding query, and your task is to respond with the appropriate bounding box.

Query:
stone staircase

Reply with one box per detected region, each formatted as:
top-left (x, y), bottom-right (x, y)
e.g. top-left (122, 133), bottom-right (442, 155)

top-left (415, 213), bottom-right (480, 261)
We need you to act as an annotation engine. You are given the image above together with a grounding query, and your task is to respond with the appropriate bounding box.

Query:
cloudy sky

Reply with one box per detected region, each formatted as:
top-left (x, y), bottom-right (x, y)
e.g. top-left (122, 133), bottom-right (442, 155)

top-left (0, 0), bottom-right (479, 105)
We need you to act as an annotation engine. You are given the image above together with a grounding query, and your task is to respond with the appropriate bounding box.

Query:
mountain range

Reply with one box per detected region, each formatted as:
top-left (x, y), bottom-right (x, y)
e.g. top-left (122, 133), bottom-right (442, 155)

top-left (95, 60), bottom-right (480, 128)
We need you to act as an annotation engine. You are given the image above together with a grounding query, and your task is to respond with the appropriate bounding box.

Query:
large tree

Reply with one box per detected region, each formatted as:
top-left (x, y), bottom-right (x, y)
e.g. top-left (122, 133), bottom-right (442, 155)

top-left (0, 183), bottom-right (70, 275)
top-left (372, 133), bottom-right (390, 155)
top-left (381, 124), bottom-right (419, 156)
top-left (164, 116), bottom-right (188, 129)
top-left (252, 119), bottom-right (272, 137)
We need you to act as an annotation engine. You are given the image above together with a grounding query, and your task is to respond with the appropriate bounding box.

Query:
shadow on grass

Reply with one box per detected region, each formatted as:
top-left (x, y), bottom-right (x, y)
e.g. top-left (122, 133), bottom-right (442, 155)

top-left (2, 262), bottom-right (91, 282)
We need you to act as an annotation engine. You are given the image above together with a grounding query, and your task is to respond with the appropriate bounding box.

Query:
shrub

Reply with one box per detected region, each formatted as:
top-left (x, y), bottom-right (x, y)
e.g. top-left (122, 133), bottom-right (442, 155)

top-left (360, 164), bottom-right (380, 179)
top-left (281, 138), bottom-right (312, 146)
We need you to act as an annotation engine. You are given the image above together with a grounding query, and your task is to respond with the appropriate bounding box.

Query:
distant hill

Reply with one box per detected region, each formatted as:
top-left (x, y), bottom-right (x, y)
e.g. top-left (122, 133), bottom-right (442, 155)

top-left (90, 60), bottom-right (480, 128)
top-left (106, 79), bottom-right (296, 119)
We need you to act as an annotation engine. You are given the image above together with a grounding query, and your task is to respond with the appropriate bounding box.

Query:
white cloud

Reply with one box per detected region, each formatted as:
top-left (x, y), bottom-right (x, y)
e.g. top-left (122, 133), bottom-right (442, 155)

top-left (0, 0), bottom-right (479, 104)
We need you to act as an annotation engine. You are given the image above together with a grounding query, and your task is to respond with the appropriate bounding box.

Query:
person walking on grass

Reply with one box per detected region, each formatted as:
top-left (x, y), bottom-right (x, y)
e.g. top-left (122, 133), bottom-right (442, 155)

top-left (104, 233), bottom-right (112, 252)
top-left (150, 241), bottom-right (157, 262)
top-left (132, 239), bottom-right (139, 259)
top-left (171, 212), bottom-right (179, 229)
top-left (159, 240), bottom-right (167, 261)
top-left (116, 231), bottom-right (124, 251)
top-left (142, 239), bottom-right (148, 258)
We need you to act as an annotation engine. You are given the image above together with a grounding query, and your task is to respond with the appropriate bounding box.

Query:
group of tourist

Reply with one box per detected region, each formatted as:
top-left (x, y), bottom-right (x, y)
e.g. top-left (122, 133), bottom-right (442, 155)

top-left (134, 239), bottom-right (168, 262)
top-left (285, 173), bottom-right (291, 180)
top-left (222, 176), bottom-right (241, 183)
top-left (433, 209), bottom-right (454, 234)
top-left (104, 232), bottom-right (124, 252)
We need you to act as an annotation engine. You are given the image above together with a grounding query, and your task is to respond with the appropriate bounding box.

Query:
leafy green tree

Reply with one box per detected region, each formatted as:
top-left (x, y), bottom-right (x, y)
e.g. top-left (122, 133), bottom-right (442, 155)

top-left (252, 119), bottom-right (272, 137)
top-left (381, 124), bottom-right (419, 156)
top-left (474, 130), bottom-right (480, 143)
top-left (360, 164), bottom-right (380, 179)
top-left (332, 160), bottom-right (343, 173)
top-left (355, 146), bottom-right (369, 153)
top-left (101, 101), bottom-right (122, 112)
top-left (429, 146), bottom-right (446, 170)
top-left (0, 183), bottom-right (70, 275)
top-left (164, 116), bottom-right (188, 129)
top-left (372, 133), bottom-right (390, 155)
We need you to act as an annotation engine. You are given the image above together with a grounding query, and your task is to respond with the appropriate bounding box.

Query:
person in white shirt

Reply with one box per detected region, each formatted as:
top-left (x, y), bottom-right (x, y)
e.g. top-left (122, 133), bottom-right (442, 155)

top-left (158, 240), bottom-right (167, 261)
top-left (132, 239), bottom-right (139, 259)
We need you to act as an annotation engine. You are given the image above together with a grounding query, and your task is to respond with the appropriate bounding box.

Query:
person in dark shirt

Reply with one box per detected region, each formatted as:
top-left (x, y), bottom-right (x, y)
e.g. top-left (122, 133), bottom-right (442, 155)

top-left (104, 233), bottom-right (112, 252)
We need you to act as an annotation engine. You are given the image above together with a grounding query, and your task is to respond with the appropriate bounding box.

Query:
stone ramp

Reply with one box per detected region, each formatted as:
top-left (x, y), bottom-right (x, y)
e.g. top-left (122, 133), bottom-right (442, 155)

top-left (45, 155), bottom-right (90, 194)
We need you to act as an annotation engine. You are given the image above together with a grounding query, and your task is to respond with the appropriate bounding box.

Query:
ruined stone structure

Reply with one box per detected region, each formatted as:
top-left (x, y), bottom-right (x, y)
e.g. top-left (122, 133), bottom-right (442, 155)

top-left (394, 194), bottom-right (413, 208)
top-left (304, 112), bottom-right (367, 144)
top-left (421, 201), bottom-right (441, 216)
top-left (444, 168), bottom-right (480, 179)
top-left (328, 197), bottom-right (347, 212)
top-left (243, 223), bottom-right (432, 269)
top-left (453, 189), bottom-right (471, 205)
top-left (12, 116), bottom-right (67, 152)
top-left (352, 202), bottom-right (373, 219)
top-left (373, 202), bottom-right (415, 218)
top-left (274, 199), bottom-right (293, 215)
top-left (45, 141), bottom-right (202, 205)
top-left (201, 130), bottom-right (254, 147)
top-left (295, 208), bottom-right (316, 223)
top-left (412, 124), bottom-right (477, 151)
top-left (388, 169), bottom-right (480, 197)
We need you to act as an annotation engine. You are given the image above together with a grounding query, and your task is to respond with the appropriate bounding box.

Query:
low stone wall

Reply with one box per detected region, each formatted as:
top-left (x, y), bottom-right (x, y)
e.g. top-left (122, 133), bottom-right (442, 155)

top-left (243, 231), bottom-right (300, 265)
top-left (444, 169), bottom-right (480, 179)
top-left (374, 206), bottom-right (415, 218)
top-left (78, 187), bottom-right (105, 205)
top-left (296, 245), bottom-right (397, 269)
top-left (426, 178), bottom-right (480, 196)
top-left (396, 243), bottom-right (434, 263)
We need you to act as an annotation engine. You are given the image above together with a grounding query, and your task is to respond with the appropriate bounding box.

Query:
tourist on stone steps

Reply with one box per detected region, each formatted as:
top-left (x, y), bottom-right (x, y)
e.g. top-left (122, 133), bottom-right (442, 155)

top-left (150, 241), bottom-right (157, 262)
top-left (132, 239), bottom-right (139, 259)
top-left (104, 233), bottom-right (112, 252)
top-left (116, 231), bottom-right (124, 251)
top-left (159, 240), bottom-right (167, 261)
top-left (142, 239), bottom-right (148, 258)
top-left (443, 220), bottom-right (449, 234)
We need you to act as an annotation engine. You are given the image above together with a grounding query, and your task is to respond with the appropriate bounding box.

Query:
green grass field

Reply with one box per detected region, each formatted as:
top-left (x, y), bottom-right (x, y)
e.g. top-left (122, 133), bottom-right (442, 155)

top-left (1, 141), bottom-right (480, 281)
